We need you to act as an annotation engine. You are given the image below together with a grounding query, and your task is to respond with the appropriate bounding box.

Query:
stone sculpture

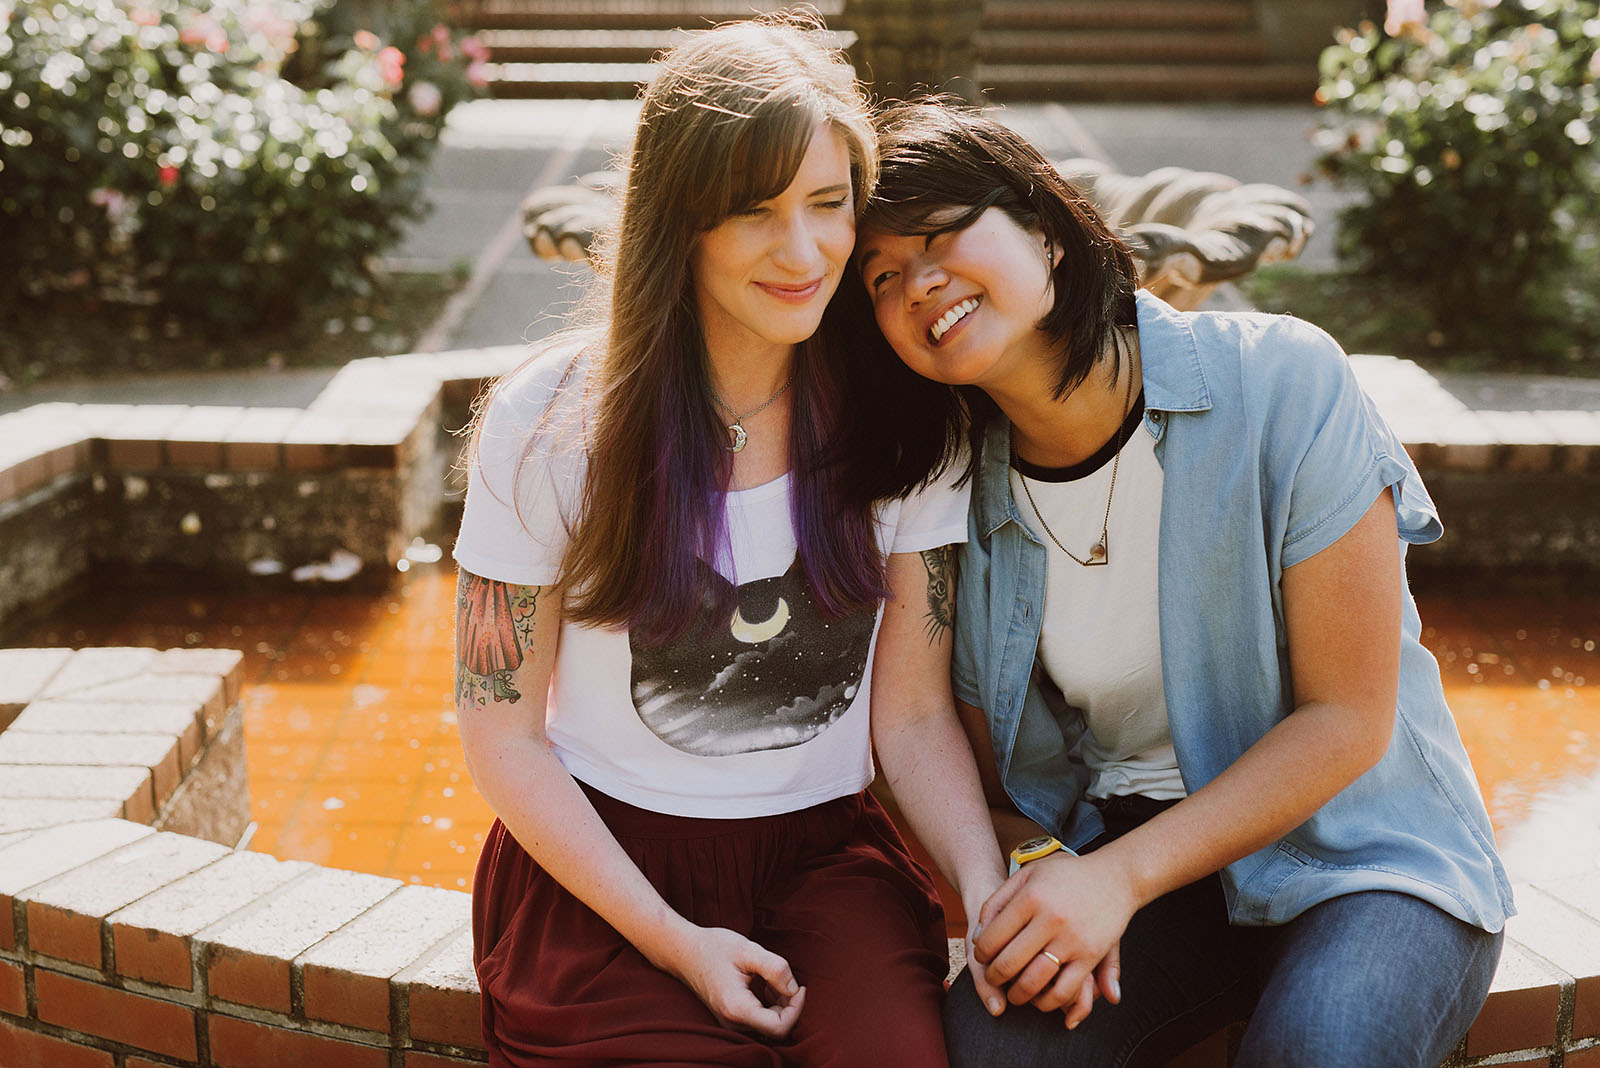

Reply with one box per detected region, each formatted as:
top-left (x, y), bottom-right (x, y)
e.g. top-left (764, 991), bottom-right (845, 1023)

top-left (521, 159), bottom-right (1314, 312)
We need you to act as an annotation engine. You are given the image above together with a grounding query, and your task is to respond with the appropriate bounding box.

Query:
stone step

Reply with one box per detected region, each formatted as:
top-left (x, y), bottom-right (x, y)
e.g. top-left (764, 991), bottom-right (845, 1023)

top-left (452, 0), bottom-right (842, 30)
top-left (980, 28), bottom-right (1267, 64)
top-left (975, 61), bottom-right (1317, 100)
top-left (481, 60), bottom-right (1317, 101)
top-left (478, 60), bottom-right (659, 98)
top-left (477, 26), bottom-right (1268, 66)
top-left (980, 0), bottom-right (1257, 31)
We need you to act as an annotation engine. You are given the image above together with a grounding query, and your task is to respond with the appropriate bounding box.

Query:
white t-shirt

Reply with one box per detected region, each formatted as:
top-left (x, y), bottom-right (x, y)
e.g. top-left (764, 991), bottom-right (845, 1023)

top-left (1010, 410), bottom-right (1185, 801)
top-left (453, 345), bottom-right (971, 818)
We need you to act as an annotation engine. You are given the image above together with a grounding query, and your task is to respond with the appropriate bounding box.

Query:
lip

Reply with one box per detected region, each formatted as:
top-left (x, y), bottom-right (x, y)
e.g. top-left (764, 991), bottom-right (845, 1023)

top-left (926, 295), bottom-right (981, 346)
top-left (755, 278), bottom-right (824, 303)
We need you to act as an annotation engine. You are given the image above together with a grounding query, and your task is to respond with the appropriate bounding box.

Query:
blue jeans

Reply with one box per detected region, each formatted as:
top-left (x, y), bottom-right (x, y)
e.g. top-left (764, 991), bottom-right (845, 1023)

top-left (945, 798), bottom-right (1503, 1068)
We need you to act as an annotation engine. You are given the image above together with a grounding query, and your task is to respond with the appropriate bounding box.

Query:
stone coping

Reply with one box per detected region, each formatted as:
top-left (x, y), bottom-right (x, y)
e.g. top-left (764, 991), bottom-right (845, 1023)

top-left (0, 349), bottom-right (1598, 514)
top-left (0, 648), bottom-right (1597, 1066)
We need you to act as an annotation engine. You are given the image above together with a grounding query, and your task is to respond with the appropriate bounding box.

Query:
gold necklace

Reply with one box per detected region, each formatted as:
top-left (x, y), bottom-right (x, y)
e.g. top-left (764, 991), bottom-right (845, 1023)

top-left (709, 370), bottom-right (794, 453)
top-left (1014, 362), bottom-right (1137, 568)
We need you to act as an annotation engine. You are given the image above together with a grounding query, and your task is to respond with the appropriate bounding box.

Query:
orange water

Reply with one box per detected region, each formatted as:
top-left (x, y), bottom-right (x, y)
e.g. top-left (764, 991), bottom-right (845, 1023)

top-left (9, 561), bottom-right (1598, 892)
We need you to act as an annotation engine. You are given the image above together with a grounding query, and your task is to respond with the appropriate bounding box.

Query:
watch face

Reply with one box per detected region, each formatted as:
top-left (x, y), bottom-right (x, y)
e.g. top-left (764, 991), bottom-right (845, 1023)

top-left (1015, 835), bottom-right (1055, 854)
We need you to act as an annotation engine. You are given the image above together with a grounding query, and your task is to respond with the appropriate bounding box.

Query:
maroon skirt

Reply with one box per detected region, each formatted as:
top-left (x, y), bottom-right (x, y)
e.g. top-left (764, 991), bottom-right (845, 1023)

top-left (472, 783), bottom-right (951, 1068)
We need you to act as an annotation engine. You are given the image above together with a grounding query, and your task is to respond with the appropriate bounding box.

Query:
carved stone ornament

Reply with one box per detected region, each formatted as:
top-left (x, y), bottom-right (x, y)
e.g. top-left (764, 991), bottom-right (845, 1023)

top-left (521, 160), bottom-right (1314, 312)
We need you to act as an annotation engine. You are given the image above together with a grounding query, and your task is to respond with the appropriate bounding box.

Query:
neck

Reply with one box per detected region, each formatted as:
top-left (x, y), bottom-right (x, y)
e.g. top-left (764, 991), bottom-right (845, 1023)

top-left (1000, 330), bottom-right (1140, 469)
top-left (705, 343), bottom-right (797, 415)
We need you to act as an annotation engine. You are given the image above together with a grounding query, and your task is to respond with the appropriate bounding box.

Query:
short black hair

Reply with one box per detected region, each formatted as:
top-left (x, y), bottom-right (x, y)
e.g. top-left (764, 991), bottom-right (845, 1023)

top-left (862, 101), bottom-right (1139, 402)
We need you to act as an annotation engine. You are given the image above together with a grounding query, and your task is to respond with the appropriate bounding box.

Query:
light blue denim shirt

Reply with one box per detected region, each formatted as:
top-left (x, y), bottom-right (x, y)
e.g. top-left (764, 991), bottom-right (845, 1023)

top-left (952, 291), bottom-right (1514, 932)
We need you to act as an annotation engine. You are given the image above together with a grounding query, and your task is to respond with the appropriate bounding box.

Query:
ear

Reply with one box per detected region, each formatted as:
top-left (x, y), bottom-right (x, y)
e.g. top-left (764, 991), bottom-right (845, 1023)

top-left (1043, 231), bottom-right (1063, 269)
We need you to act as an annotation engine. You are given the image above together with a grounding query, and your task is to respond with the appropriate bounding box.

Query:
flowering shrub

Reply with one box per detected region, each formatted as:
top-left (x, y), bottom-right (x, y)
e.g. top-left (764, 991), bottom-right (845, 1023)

top-left (1314, 0), bottom-right (1600, 350)
top-left (0, 0), bottom-right (483, 331)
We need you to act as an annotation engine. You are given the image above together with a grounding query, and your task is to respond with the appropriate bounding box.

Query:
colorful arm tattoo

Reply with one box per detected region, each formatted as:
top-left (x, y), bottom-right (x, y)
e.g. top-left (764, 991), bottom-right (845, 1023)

top-left (454, 571), bottom-right (542, 708)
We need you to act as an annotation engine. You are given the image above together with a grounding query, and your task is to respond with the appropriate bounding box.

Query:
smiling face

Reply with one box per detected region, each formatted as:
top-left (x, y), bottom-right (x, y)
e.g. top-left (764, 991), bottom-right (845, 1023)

top-left (689, 123), bottom-right (857, 362)
top-left (856, 206), bottom-right (1060, 390)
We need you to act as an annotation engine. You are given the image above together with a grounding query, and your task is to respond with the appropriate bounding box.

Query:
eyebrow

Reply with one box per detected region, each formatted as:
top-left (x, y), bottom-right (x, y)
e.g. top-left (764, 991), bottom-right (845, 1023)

top-left (854, 247), bottom-right (879, 276)
top-left (809, 183), bottom-right (851, 198)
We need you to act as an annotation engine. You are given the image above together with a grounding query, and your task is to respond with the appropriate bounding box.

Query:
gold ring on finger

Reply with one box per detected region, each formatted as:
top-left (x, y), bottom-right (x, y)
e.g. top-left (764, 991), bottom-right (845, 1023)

top-left (1039, 950), bottom-right (1063, 969)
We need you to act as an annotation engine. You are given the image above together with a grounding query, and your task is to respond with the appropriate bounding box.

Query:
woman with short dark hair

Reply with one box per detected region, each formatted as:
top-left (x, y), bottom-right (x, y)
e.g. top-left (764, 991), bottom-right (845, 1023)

top-left (854, 101), bottom-right (1511, 1068)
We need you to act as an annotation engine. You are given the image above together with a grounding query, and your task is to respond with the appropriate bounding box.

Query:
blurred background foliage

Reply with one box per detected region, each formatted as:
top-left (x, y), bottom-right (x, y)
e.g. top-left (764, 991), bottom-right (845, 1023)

top-left (0, 0), bottom-right (483, 341)
top-left (1288, 0), bottom-right (1600, 371)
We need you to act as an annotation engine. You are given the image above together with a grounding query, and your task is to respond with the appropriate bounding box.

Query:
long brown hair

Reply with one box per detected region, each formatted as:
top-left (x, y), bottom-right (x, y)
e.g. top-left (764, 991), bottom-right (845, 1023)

top-left (549, 15), bottom-right (900, 642)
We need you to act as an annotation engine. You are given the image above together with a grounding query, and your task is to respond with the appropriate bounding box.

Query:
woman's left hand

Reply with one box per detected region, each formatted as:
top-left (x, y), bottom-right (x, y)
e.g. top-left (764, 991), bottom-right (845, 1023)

top-left (973, 851), bottom-right (1135, 1018)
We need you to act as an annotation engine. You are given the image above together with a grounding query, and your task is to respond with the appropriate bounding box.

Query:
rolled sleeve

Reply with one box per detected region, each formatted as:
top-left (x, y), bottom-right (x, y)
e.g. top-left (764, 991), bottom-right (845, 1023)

top-left (1267, 321), bottom-right (1442, 570)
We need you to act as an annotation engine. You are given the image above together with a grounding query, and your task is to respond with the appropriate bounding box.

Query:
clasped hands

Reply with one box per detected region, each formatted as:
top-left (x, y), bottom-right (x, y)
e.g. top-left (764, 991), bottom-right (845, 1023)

top-left (967, 850), bottom-right (1136, 1029)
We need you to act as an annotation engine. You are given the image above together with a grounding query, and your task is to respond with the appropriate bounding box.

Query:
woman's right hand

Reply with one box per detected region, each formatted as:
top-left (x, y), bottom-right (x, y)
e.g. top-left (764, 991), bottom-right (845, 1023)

top-left (656, 924), bottom-right (806, 1038)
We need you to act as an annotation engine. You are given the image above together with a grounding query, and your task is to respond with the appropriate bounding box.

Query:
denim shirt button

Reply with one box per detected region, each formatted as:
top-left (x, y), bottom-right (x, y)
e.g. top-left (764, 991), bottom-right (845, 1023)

top-left (1150, 411), bottom-right (1163, 423)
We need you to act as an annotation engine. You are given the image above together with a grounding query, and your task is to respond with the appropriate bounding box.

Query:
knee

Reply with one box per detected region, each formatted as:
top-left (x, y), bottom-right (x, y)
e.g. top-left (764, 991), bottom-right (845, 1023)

top-left (1235, 1004), bottom-right (1413, 1068)
top-left (943, 975), bottom-right (999, 1068)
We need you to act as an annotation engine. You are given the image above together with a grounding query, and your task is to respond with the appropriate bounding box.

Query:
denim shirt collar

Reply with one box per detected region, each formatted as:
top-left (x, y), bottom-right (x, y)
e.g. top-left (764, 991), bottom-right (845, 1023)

top-left (974, 290), bottom-right (1213, 538)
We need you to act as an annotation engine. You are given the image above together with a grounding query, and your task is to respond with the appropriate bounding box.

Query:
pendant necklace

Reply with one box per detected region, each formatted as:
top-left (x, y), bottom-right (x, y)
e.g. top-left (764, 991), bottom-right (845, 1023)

top-left (709, 369), bottom-right (794, 453)
top-left (1014, 358), bottom-right (1137, 567)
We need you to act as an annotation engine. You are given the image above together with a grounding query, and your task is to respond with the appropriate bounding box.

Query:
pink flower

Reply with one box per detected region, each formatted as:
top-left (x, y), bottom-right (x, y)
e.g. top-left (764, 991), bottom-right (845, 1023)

top-left (353, 29), bottom-right (380, 51)
top-left (158, 165), bottom-right (180, 188)
top-left (460, 35), bottom-right (490, 64)
top-left (377, 46), bottom-right (405, 88)
top-left (416, 33), bottom-right (433, 56)
top-left (1384, 0), bottom-right (1427, 36)
top-left (407, 80), bottom-right (443, 117)
top-left (466, 60), bottom-right (490, 88)
top-left (179, 13), bottom-right (228, 52)
top-left (431, 24), bottom-right (454, 61)
top-left (130, 7), bottom-right (159, 27)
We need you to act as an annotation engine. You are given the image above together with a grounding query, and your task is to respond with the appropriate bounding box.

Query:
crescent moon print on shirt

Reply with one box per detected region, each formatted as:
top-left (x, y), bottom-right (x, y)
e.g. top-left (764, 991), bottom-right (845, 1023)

top-left (629, 555), bottom-right (876, 757)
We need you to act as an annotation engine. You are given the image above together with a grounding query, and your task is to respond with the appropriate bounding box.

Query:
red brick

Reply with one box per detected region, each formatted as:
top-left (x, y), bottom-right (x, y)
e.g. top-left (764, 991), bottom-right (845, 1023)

top-left (1566, 1047), bottom-right (1600, 1068)
top-left (0, 820), bottom-right (153, 950)
top-left (25, 903), bottom-right (102, 968)
top-left (0, 733), bottom-right (183, 807)
top-left (1464, 939), bottom-right (1563, 1056)
top-left (114, 925), bottom-right (195, 990)
top-left (34, 968), bottom-right (197, 1061)
top-left (299, 885), bottom-right (467, 1031)
top-left (26, 832), bottom-right (227, 970)
top-left (207, 1014), bottom-right (388, 1068)
top-left (110, 853), bottom-right (309, 992)
top-left (0, 1017), bottom-right (114, 1068)
top-left (201, 868), bottom-right (398, 1013)
top-left (1504, 888), bottom-right (1600, 1042)
top-left (407, 981), bottom-right (482, 1048)
top-left (401, 929), bottom-right (481, 1048)
top-left (206, 945), bottom-right (291, 1015)
top-left (0, 959), bottom-right (24, 1016)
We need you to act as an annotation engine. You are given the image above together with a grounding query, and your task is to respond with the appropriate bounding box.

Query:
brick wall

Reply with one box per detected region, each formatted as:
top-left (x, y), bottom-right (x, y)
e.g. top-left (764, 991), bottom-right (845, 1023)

top-left (0, 648), bottom-right (487, 1066)
top-left (0, 647), bottom-right (1598, 1066)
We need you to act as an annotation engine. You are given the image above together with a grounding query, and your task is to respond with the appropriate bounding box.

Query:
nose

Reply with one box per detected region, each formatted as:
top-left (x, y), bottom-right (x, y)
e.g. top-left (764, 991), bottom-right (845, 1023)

top-left (770, 209), bottom-right (823, 275)
top-left (905, 257), bottom-right (947, 308)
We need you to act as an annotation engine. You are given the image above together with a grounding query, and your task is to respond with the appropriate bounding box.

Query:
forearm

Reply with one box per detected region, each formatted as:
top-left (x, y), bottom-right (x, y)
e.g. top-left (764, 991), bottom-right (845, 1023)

top-left (462, 730), bottom-right (693, 968)
top-left (875, 709), bottom-right (1007, 918)
top-left (1097, 698), bottom-right (1390, 910)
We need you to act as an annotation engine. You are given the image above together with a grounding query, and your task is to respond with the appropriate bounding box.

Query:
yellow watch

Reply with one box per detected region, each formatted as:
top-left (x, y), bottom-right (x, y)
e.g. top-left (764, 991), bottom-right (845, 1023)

top-left (1008, 834), bottom-right (1064, 875)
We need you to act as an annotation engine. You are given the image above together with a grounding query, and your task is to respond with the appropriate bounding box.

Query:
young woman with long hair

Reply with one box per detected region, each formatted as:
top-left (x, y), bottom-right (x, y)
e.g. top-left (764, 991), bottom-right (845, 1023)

top-left (451, 22), bottom-right (1005, 1067)
top-left (851, 102), bottom-right (1512, 1068)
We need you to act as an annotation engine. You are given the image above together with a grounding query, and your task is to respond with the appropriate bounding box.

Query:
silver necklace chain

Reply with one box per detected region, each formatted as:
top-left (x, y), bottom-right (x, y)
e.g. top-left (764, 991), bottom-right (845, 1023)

top-left (709, 370), bottom-right (794, 454)
top-left (1014, 361), bottom-right (1136, 568)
